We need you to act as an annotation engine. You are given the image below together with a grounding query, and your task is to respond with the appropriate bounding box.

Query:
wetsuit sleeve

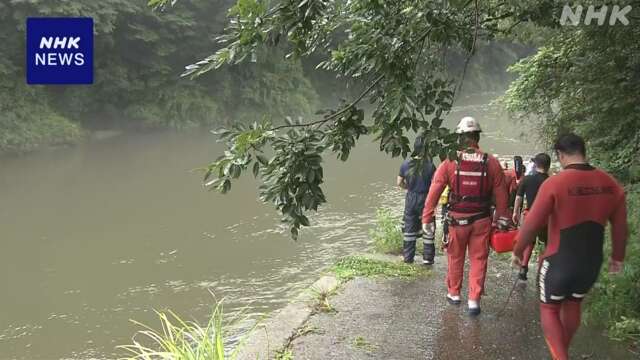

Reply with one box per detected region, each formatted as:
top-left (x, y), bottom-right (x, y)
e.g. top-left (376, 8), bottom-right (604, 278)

top-left (422, 162), bottom-right (448, 223)
top-left (514, 180), bottom-right (554, 258)
top-left (610, 189), bottom-right (629, 262)
top-left (489, 157), bottom-right (509, 218)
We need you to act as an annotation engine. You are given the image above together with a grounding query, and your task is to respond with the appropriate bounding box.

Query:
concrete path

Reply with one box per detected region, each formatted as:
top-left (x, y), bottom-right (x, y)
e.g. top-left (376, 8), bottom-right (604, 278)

top-left (288, 255), bottom-right (633, 360)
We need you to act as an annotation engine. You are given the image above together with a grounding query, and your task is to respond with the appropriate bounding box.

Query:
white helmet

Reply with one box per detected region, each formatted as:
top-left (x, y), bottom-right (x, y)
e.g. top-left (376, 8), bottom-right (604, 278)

top-left (455, 116), bottom-right (482, 134)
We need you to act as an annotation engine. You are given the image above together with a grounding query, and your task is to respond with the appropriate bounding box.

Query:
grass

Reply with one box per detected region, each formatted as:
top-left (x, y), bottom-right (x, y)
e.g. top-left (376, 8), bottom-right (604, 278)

top-left (294, 324), bottom-right (324, 337)
top-left (119, 300), bottom-right (240, 360)
top-left (351, 335), bottom-right (377, 352)
top-left (331, 256), bottom-right (429, 281)
top-left (584, 183), bottom-right (640, 348)
top-left (369, 208), bottom-right (404, 254)
top-left (308, 286), bottom-right (337, 314)
top-left (274, 348), bottom-right (294, 360)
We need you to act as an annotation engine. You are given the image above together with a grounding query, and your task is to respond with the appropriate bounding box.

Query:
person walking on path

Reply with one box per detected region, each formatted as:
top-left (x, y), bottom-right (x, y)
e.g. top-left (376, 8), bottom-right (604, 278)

top-left (398, 137), bottom-right (437, 264)
top-left (512, 152), bottom-right (551, 281)
top-left (504, 155), bottom-right (525, 212)
top-left (513, 133), bottom-right (628, 360)
top-left (421, 116), bottom-right (509, 316)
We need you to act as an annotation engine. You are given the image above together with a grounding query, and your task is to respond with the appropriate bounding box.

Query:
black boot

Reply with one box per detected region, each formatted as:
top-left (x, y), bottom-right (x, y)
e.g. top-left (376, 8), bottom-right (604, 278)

top-left (518, 266), bottom-right (528, 281)
top-left (423, 243), bottom-right (435, 265)
top-left (403, 240), bottom-right (416, 263)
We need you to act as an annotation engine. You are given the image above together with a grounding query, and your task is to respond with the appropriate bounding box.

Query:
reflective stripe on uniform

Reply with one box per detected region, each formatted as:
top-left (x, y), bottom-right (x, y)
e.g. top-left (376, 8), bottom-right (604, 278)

top-left (403, 231), bottom-right (421, 236)
top-left (539, 260), bottom-right (549, 303)
top-left (457, 171), bottom-right (488, 177)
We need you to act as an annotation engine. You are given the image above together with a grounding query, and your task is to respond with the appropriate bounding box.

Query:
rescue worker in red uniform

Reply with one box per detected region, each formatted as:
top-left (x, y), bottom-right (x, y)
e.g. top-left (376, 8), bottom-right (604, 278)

top-left (513, 134), bottom-right (628, 360)
top-left (422, 116), bottom-right (509, 316)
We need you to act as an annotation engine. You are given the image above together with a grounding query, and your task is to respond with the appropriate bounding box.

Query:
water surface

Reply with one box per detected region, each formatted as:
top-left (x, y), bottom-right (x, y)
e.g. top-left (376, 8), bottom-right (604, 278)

top-left (0, 95), bottom-right (539, 359)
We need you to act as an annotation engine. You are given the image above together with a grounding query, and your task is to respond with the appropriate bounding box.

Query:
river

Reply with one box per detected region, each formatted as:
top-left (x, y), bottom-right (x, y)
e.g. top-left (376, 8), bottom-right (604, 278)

top-left (0, 94), bottom-right (539, 359)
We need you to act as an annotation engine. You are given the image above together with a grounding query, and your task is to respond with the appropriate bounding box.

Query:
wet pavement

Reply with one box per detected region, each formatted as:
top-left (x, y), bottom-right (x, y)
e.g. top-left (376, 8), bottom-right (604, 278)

top-left (290, 255), bottom-right (633, 359)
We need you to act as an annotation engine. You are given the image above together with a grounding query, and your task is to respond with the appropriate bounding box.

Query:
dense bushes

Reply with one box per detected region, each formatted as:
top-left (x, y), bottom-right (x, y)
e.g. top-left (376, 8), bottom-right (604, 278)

top-left (0, 0), bottom-right (318, 153)
top-left (585, 184), bottom-right (640, 347)
top-left (0, 82), bottom-right (81, 152)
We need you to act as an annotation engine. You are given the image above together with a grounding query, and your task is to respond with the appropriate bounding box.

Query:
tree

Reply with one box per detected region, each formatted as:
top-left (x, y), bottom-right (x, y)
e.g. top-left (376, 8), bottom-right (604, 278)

top-left (150, 0), bottom-right (551, 238)
top-left (0, 0), bottom-right (318, 152)
top-left (504, 2), bottom-right (640, 181)
top-left (154, 0), bottom-right (640, 236)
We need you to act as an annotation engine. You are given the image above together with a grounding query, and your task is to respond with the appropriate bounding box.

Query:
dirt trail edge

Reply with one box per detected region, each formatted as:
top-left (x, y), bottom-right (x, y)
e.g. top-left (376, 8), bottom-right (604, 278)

top-left (238, 254), bottom-right (632, 360)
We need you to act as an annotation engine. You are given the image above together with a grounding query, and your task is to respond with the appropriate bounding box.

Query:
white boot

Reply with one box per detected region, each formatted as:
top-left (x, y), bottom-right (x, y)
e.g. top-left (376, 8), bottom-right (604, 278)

top-left (468, 300), bottom-right (481, 316)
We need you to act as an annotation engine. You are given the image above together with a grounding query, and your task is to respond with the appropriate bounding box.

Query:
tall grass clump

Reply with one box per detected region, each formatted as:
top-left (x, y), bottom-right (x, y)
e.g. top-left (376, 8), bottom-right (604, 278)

top-left (585, 183), bottom-right (640, 348)
top-left (119, 301), bottom-right (238, 360)
top-left (369, 208), bottom-right (403, 254)
top-left (332, 256), bottom-right (428, 281)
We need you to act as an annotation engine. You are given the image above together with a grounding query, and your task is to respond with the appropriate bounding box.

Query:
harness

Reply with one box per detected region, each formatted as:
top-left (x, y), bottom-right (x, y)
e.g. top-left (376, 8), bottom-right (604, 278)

top-left (440, 152), bottom-right (493, 250)
top-left (447, 152), bottom-right (492, 213)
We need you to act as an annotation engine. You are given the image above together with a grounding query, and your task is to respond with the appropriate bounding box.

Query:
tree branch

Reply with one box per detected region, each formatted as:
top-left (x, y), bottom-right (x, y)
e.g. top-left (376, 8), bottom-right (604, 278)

top-left (455, 0), bottom-right (479, 98)
top-left (270, 26), bottom-right (435, 131)
top-left (271, 74), bottom-right (385, 131)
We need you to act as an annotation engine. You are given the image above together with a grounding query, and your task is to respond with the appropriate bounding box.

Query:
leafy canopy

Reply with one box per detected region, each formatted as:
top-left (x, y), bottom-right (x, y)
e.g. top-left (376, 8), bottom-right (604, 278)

top-left (154, 0), bottom-right (638, 237)
top-left (504, 1), bottom-right (640, 181)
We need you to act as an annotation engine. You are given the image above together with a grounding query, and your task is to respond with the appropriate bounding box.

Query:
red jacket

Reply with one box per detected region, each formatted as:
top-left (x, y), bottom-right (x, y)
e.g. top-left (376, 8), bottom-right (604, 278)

top-left (422, 146), bottom-right (509, 223)
top-left (503, 168), bottom-right (519, 194)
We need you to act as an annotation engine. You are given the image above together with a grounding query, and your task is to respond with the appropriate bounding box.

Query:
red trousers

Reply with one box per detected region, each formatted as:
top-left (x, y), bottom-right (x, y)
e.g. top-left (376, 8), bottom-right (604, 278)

top-left (446, 217), bottom-right (492, 301)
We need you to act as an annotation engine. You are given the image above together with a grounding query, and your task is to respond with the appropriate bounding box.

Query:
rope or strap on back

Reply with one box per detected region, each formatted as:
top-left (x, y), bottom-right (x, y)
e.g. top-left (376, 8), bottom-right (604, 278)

top-left (479, 152), bottom-right (488, 197)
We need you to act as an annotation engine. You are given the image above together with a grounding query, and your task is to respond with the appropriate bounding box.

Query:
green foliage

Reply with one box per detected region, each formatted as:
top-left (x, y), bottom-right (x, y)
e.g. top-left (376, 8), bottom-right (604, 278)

top-left (609, 317), bottom-right (640, 343)
top-left (308, 285), bottom-right (337, 314)
top-left (119, 301), bottom-right (236, 360)
top-left (584, 184), bottom-right (640, 347)
top-left (194, 0), bottom-right (510, 236)
top-left (503, 3), bottom-right (640, 180)
top-left (369, 208), bottom-right (403, 255)
top-left (0, 81), bottom-right (82, 153)
top-left (351, 335), bottom-right (377, 352)
top-left (274, 348), bottom-right (294, 360)
top-left (145, 0), bottom-right (637, 237)
top-left (0, 0), bottom-right (319, 153)
top-left (331, 256), bottom-right (428, 281)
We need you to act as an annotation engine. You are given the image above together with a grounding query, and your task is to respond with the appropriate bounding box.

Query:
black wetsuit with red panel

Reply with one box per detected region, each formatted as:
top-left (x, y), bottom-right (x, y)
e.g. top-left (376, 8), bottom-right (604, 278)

top-left (521, 164), bottom-right (627, 304)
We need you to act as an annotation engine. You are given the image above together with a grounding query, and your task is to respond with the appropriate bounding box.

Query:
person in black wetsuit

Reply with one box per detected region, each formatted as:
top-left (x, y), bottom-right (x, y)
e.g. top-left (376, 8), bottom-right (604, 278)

top-left (513, 134), bottom-right (628, 360)
top-left (512, 152), bottom-right (551, 281)
top-left (397, 137), bottom-right (436, 264)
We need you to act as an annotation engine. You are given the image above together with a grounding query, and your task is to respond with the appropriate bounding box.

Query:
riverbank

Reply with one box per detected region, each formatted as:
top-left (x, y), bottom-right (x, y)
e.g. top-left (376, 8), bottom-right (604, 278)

top-left (235, 253), bottom-right (634, 360)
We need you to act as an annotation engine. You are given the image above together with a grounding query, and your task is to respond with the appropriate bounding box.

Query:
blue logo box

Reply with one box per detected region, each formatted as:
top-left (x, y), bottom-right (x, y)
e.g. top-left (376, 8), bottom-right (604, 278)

top-left (26, 17), bottom-right (94, 84)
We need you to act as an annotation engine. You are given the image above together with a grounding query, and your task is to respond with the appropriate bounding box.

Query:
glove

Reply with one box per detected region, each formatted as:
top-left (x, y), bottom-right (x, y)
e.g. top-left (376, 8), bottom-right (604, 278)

top-left (422, 222), bottom-right (435, 237)
top-left (511, 253), bottom-right (522, 268)
top-left (608, 258), bottom-right (624, 274)
top-left (497, 216), bottom-right (510, 230)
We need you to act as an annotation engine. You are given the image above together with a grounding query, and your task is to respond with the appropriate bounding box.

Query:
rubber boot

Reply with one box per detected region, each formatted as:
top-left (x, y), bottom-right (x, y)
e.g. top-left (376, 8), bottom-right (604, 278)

top-left (423, 243), bottom-right (435, 265)
top-left (423, 224), bottom-right (436, 265)
top-left (403, 240), bottom-right (416, 263)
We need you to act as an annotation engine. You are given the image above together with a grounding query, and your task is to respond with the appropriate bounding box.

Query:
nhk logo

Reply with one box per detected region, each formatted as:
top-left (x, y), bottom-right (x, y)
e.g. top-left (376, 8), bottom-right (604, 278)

top-left (560, 5), bottom-right (632, 26)
top-left (26, 18), bottom-right (93, 84)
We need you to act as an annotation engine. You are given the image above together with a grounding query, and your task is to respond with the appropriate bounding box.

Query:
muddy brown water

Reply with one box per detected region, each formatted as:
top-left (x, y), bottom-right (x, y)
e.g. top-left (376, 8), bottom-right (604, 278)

top-left (0, 95), bottom-right (544, 359)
